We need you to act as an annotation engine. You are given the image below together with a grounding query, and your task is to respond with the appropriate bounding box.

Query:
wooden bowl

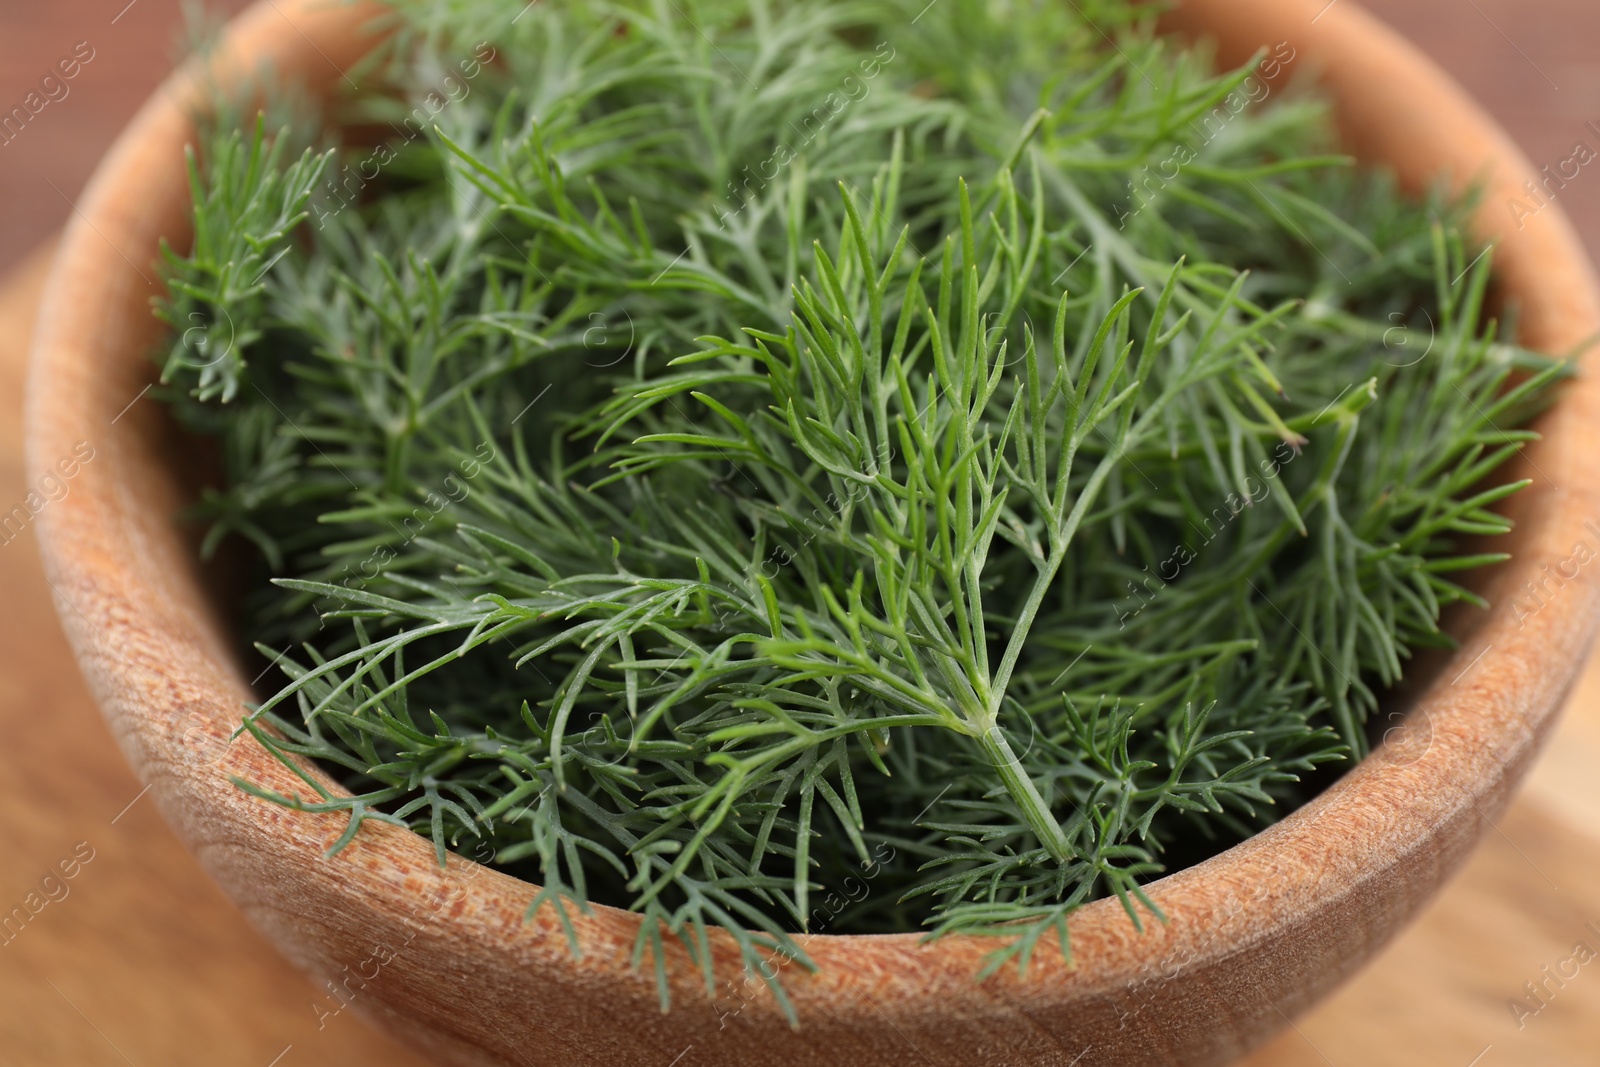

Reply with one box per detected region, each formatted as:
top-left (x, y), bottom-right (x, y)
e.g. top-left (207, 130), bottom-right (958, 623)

top-left (25, 0), bottom-right (1600, 1063)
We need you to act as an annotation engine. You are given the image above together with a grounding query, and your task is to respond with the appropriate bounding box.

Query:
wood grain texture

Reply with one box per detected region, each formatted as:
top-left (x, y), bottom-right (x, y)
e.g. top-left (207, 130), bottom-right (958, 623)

top-left (0, 248), bottom-right (432, 1066)
top-left (12, 1), bottom-right (1600, 1064)
top-left (1239, 668), bottom-right (1600, 1067)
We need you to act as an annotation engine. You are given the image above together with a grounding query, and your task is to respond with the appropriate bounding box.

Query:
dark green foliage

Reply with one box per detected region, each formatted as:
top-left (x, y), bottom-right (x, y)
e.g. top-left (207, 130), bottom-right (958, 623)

top-left (155, 0), bottom-right (1561, 1015)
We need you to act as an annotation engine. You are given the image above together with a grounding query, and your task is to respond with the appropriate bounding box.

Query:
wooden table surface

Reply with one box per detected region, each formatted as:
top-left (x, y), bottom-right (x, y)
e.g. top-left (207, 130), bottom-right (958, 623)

top-left (4, 1), bottom-right (1600, 1064)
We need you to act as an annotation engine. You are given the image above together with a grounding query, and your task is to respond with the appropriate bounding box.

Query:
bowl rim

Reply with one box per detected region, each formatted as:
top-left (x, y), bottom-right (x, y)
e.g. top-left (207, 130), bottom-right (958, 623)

top-left (25, 0), bottom-right (1600, 1061)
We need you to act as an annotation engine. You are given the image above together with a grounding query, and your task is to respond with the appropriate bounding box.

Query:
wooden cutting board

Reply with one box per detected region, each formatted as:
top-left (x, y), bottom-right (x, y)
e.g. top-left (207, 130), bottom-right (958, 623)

top-left (2, 244), bottom-right (1598, 1065)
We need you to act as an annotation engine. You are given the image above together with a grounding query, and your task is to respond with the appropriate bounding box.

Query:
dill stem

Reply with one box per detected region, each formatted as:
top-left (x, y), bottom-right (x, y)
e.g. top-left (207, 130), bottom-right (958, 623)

top-left (971, 453), bottom-right (1123, 863)
top-left (986, 448), bottom-right (1121, 716)
top-left (976, 721), bottom-right (1072, 861)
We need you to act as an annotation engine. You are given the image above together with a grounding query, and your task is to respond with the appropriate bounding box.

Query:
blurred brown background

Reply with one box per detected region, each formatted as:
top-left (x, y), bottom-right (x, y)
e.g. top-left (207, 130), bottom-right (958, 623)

top-left (0, 0), bottom-right (248, 272)
top-left (2, 2), bottom-right (1599, 1065)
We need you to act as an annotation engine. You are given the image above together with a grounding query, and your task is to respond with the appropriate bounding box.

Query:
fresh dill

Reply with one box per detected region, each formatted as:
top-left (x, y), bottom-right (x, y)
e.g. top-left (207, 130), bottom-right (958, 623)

top-left (155, 0), bottom-right (1562, 1014)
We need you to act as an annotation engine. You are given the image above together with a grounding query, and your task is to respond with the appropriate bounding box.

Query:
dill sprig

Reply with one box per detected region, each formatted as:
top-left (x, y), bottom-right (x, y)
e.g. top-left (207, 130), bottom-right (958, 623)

top-left (155, 0), bottom-right (1561, 1014)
